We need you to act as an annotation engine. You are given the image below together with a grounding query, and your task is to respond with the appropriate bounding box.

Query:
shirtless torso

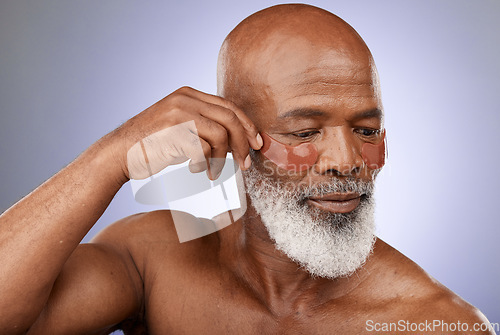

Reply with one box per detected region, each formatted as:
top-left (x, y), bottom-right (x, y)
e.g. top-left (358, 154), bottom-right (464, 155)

top-left (0, 4), bottom-right (493, 335)
top-left (27, 210), bottom-right (487, 334)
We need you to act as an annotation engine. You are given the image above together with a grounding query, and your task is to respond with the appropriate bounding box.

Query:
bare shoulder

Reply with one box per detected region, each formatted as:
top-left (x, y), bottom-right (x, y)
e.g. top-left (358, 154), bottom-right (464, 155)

top-left (92, 210), bottom-right (180, 245)
top-left (91, 209), bottom-right (220, 273)
top-left (363, 239), bottom-right (495, 334)
top-left (92, 209), bottom-right (222, 250)
top-left (92, 210), bottom-right (182, 269)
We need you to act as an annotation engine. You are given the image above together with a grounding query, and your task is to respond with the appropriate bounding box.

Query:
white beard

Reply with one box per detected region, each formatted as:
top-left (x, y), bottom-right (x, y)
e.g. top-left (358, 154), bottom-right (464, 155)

top-left (243, 168), bottom-right (376, 279)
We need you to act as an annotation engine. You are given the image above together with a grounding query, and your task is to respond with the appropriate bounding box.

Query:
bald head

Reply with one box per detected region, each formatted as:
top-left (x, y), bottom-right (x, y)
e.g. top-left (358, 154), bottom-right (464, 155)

top-left (217, 4), bottom-right (380, 127)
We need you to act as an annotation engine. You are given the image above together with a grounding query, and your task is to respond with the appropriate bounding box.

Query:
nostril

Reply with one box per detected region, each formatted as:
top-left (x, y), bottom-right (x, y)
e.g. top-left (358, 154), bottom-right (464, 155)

top-left (351, 166), bottom-right (362, 175)
top-left (324, 168), bottom-right (342, 176)
top-left (322, 163), bottom-right (361, 176)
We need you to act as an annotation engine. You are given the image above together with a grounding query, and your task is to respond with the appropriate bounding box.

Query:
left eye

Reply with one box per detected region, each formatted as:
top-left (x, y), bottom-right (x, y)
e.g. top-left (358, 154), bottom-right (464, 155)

top-left (357, 129), bottom-right (379, 136)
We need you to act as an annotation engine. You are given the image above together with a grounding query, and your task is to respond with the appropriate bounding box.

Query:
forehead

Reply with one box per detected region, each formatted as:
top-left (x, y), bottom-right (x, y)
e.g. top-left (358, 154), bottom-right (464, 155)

top-left (247, 35), bottom-right (382, 126)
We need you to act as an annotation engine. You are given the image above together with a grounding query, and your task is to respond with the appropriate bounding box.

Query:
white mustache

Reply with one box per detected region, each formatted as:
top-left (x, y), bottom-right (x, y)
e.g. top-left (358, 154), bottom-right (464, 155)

top-left (282, 177), bottom-right (375, 201)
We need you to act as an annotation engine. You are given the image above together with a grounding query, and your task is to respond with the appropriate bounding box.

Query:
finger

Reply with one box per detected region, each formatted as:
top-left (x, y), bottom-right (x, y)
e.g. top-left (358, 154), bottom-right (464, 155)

top-left (177, 86), bottom-right (263, 151)
top-left (181, 134), bottom-right (211, 174)
top-left (198, 104), bottom-right (250, 169)
top-left (176, 96), bottom-right (248, 170)
top-left (197, 117), bottom-right (228, 179)
top-left (190, 115), bottom-right (230, 177)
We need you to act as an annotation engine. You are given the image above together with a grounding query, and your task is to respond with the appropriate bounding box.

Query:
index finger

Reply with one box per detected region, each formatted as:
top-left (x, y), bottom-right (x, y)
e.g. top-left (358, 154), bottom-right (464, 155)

top-left (177, 87), bottom-right (263, 150)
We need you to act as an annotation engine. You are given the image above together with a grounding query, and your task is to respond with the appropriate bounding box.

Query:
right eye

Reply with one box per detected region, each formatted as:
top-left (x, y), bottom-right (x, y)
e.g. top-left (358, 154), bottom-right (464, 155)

top-left (292, 130), bottom-right (320, 139)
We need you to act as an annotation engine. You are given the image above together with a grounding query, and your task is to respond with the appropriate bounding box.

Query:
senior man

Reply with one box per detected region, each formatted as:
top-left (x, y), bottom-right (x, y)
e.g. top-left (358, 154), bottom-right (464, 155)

top-left (0, 4), bottom-right (493, 335)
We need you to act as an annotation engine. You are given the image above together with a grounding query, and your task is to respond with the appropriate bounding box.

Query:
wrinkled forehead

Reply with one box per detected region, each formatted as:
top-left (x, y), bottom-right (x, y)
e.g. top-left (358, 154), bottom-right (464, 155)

top-left (254, 30), bottom-right (373, 77)
top-left (240, 34), bottom-right (381, 126)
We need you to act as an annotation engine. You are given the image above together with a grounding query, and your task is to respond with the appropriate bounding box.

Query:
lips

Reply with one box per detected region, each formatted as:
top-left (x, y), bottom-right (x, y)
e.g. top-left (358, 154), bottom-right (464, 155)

top-left (306, 193), bottom-right (361, 214)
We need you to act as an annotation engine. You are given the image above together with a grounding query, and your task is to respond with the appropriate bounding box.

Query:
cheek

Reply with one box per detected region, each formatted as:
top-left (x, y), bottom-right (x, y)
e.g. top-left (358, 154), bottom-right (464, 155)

top-left (361, 132), bottom-right (386, 170)
top-left (260, 133), bottom-right (318, 172)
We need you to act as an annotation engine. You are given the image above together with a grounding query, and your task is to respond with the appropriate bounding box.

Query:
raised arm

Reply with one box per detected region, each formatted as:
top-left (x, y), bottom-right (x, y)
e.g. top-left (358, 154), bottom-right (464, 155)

top-left (0, 136), bottom-right (131, 334)
top-left (0, 86), bottom-right (261, 334)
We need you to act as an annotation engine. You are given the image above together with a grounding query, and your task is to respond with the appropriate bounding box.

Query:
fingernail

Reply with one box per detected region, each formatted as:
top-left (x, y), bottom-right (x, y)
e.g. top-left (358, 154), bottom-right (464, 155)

top-left (256, 133), bottom-right (263, 148)
top-left (244, 154), bottom-right (251, 169)
top-left (209, 169), bottom-right (222, 180)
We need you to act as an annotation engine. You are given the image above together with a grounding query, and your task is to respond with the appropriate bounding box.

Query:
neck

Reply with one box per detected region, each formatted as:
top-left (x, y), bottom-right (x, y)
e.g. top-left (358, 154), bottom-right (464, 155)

top-left (218, 202), bottom-right (370, 315)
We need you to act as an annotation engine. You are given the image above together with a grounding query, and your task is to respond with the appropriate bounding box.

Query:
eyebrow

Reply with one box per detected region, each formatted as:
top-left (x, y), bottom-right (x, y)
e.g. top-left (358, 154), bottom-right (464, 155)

top-left (276, 108), bottom-right (326, 120)
top-left (349, 108), bottom-right (383, 121)
top-left (276, 107), bottom-right (383, 121)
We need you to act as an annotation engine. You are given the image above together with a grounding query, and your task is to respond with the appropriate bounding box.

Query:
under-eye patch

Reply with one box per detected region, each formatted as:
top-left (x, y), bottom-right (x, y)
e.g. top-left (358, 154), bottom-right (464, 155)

top-left (361, 130), bottom-right (386, 170)
top-left (260, 133), bottom-right (318, 171)
top-left (260, 130), bottom-right (387, 171)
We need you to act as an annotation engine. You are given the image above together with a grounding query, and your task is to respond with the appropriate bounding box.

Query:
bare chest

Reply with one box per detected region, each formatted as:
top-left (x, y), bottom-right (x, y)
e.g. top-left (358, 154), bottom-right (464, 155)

top-left (140, 269), bottom-right (373, 335)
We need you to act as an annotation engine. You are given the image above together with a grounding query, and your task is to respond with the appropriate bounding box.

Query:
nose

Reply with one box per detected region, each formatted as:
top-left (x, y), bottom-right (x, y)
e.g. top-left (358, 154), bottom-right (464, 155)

top-left (313, 127), bottom-right (364, 176)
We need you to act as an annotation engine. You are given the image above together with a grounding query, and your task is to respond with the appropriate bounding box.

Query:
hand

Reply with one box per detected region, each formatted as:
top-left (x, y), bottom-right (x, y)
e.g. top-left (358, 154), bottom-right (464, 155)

top-left (109, 86), bottom-right (263, 180)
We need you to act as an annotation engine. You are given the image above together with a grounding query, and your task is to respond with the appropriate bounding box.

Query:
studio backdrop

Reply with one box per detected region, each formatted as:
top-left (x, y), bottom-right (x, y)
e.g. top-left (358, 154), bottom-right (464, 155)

top-left (1, 0), bottom-right (498, 325)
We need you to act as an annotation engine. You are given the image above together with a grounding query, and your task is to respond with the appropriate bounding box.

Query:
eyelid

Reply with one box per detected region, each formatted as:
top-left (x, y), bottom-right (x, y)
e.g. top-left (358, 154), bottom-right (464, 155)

top-left (291, 129), bottom-right (320, 138)
top-left (356, 127), bottom-right (381, 134)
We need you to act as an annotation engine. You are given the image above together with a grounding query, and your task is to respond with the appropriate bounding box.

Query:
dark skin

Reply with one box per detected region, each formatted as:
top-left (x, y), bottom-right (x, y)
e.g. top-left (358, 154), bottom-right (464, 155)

top-left (0, 4), bottom-right (493, 335)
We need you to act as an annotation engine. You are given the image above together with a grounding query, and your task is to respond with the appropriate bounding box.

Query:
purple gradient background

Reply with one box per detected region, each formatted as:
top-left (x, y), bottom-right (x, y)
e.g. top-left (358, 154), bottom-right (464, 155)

top-left (1, 0), bottom-right (498, 327)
